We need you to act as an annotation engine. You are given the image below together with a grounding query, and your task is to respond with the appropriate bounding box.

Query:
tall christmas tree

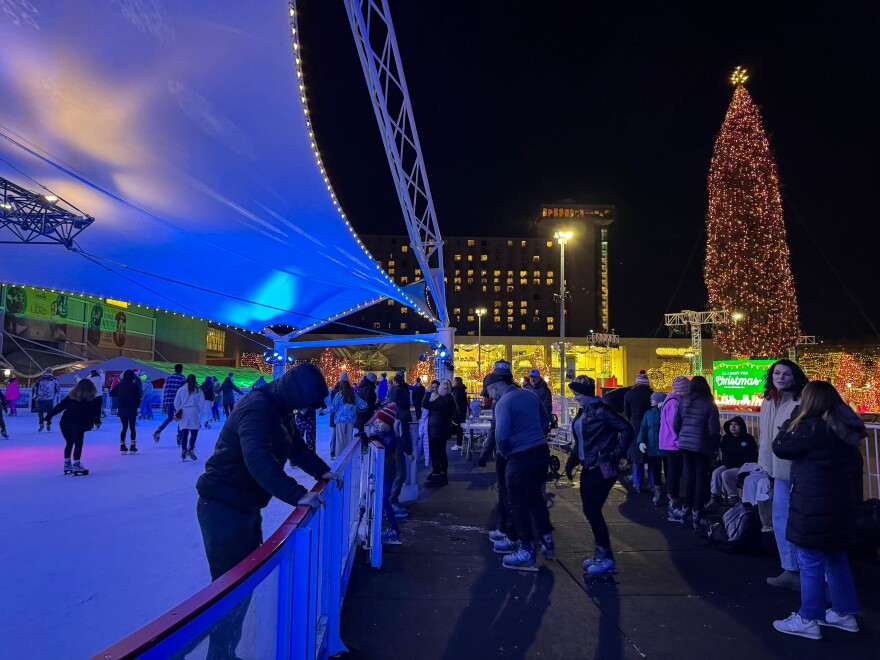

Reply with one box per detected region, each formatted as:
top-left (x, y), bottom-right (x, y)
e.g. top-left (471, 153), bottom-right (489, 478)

top-left (705, 67), bottom-right (800, 358)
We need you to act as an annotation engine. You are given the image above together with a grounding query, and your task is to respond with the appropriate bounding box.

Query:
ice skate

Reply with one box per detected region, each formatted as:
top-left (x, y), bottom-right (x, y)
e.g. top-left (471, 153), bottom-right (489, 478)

top-left (129, 442), bottom-right (138, 454)
top-left (38, 422), bottom-right (44, 432)
top-left (71, 461), bottom-right (89, 476)
top-left (63, 458), bottom-right (72, 475)
top-left (186, 449), bottom-right (197, 461)
top-left (181, 450), bottom-right (187, 461)
top-left (120, 442), bottom-right (129, 454)
top-left (1, 430), bottom-right (9, 439)
top-left (46, 421), bottom-right (51, 431)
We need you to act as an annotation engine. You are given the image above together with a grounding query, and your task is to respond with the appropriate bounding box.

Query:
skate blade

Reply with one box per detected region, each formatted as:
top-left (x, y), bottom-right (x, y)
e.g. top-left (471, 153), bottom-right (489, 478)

top-left (502, 563), bottom-right (539, 572)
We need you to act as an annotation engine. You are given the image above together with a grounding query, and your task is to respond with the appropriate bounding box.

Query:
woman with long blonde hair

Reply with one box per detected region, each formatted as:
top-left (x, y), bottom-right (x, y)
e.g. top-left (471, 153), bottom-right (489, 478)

top-left (770, 380), bottom-right (866, 640)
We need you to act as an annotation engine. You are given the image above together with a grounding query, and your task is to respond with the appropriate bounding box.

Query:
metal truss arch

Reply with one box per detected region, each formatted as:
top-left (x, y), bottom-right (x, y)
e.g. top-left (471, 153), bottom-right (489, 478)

top-left (341, 0), bottom-right (449, 327)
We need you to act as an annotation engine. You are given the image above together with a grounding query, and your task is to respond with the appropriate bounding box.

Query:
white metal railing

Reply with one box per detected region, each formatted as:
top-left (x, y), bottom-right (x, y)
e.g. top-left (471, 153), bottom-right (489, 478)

top-left (94, 439), bottom-right (384, 659)
top-left (719, 411), bottom-right (880, 501)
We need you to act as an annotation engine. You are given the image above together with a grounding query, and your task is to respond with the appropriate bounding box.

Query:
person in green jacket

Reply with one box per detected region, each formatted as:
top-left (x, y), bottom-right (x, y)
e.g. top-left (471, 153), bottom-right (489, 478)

top-left (638, 391), bottom-right (668, 505)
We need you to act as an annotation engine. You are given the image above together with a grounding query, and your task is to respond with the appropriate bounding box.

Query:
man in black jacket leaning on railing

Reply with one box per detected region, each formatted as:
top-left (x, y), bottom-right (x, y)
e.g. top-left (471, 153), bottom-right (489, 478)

top-left (196, 362), bottom-right (342, 581)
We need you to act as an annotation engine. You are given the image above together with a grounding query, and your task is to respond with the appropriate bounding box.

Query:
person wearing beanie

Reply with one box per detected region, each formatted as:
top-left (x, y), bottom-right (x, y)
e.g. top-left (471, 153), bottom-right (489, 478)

top-left (638, 391), bottom-right (669, 505)
top-left (365, 402), bottom-right (403, 545)
top-left (565, 376), bottom-right (634, 576)
top-left (524, 368), bottom-right (553, 418)
top-left (450, 376), bottom-right (468, 450)
top-left (329, 378), bottom-right (368, 459)
top-left (356, 374), bottom-right (379, 435)
top-left (386, 375), bottom-right (414, 516)
top-left (485, 361), bottom-right (553, 572)
top-left (478, 362), bottom-right (518, 551)
top-left (624, 370), bottom-right (654, 493)
top-left (660, 376), bottom-right (689, 516)
top-left (196, 363), bottom-right (341, 579)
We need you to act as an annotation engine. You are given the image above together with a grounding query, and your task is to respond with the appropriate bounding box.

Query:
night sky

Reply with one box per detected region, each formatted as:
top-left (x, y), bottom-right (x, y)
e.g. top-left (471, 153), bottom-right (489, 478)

top-left (296, 2), bottom-right (880, 343)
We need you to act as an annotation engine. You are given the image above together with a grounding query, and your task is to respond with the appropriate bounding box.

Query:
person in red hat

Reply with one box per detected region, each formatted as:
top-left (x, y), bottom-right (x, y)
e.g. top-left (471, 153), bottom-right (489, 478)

top-left (366, 402), bottom-right (403, 545)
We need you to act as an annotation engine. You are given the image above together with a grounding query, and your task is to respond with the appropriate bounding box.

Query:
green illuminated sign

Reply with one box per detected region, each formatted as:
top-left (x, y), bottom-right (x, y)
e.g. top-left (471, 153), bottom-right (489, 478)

top-left (713, 360), bottom-right (776, 406)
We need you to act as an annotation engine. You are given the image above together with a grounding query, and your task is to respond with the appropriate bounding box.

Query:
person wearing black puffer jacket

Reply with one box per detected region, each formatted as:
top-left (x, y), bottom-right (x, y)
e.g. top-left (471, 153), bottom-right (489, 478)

top-left (195, 364), bottom-right (342, 659)
top-left (672, 376), bottom-right (720, 528)
top-left (770, 380), bottom-right (865, 641)
top-left (624, 370), bottom-right (653, 491)
top-left (355, 373), bottom-right (378, 435)
top-left (109, 369), bottom-right (142, 454)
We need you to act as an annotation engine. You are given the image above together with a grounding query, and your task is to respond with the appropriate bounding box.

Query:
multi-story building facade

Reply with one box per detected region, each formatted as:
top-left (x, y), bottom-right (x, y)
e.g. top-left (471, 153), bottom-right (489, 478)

top-left (355, 202), bottom-right (614, 338)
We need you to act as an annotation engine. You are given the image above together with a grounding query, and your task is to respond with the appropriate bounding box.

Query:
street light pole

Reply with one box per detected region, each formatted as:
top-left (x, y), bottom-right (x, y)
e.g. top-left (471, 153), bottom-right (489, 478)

top-left (555, 230), bottom-right (572, 423)
top-left (475, 307), bottom-right (486, 377)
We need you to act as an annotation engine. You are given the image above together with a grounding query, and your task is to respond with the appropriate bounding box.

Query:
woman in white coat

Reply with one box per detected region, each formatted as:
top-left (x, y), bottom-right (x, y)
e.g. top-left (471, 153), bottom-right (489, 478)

top-left (759, 359), bottom-right (808, 590)
top-left (175, 374), bottom-right (205, 462)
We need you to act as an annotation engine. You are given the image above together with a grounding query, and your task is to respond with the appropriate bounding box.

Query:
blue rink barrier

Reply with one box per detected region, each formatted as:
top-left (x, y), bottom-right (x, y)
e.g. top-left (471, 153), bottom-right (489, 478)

top-left (93, 439), bottom-right (385, 659)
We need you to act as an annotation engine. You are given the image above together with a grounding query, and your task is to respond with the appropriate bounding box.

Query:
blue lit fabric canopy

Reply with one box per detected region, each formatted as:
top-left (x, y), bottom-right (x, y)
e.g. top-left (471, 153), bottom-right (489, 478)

top-left (0, 1), bottom-right (428, 331)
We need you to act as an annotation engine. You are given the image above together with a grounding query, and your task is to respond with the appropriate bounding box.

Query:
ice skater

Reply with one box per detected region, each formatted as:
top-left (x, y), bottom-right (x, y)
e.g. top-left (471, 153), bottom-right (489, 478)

top-left (175, 374), bottom-right (206, 461)
top-left (110, 369), bottom-right (142, 454)
top-left (33, 368), bottom-right (60, 432)
top-left (0, 388), bottom-right (9, 439)
top-left (47, 379), bottom-right (102, 475)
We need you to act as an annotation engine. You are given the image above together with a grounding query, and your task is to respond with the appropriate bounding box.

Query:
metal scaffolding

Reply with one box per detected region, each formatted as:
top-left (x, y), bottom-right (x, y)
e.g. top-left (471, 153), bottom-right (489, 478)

top-left (0, 176), bottom-right (93, 248)
top-left (664, 310), bottom-right (729, 374)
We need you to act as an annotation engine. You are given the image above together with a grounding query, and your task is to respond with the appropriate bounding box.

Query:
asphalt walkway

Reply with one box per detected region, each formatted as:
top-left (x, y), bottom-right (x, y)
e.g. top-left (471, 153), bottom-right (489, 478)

top-left (340, 444), bottom-right (879, 659)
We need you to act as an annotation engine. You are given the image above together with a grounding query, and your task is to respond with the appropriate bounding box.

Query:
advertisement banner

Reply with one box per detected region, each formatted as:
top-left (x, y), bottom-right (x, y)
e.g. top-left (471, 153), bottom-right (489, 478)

top-left (713, 360), bottom-right (775, 408)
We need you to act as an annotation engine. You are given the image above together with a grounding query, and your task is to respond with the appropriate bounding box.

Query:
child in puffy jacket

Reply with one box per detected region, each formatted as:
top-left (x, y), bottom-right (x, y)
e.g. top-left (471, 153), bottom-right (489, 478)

top-left (366, 403), bottom-right (402, 546)
top-left (707, 416), bottom-right (757, 510)
top-left (638, 391), bottom-right (668, 505)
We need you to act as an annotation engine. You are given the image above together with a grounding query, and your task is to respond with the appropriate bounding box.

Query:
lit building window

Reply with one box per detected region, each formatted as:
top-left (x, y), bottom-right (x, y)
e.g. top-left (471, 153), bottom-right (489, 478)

top-left (494, 301), bottom-right (501, 308)
top-left (454, 307), bottom-right (461, 315)
top-left (482, 285), bottom-right (487, 292)
top-left (521, 240), bottom-right (527, 247)
top-left (521, 324), bottom-right (527, 331)
top-left (415, 268), bottom-right (422, 276)
top-left (507, 301), bottom-right (514, 308)
top-left (520, 270), bottom-right (527, 277)
top-left (520, 278), bottom-right (528, 285)
top-left (467, 239), bottom-right (475, 246)
top-left (507, 277), bottom-right (514, 285)
top-left (481, 254), bottom-right (488, 261)
top-left (507, 270), bottom-right (513, 276)
top-left (400, 276), bottom-right (408, 284)
top-left (467, 269), bottom-right (474, 276)
top-left (481, 269), bottom-right (487, 276)
top-left (453, 277), bottom-right (462, 284)
top-left (388, 268), bottom-right (395, 275)
top-left (533, 256), bottom-right (541, 263)
top-left (546, 278), bottom-right (554, 285)
top-left (400, 323), bottom-right (407, 329)
top-left (546, 241), bottom-right (553, 248)
top-left (401, 307), bottom-right (408, 314)
top-left (533, 270), bottom-right (541, 277)
top-left (467, 255), bottom-right (473, 261)
top-left (533, 278), bottom-right (540, 285)
top-left (455, 285), bottom-right (462, 291)
top-left (547, 270), bottom-right (554, 277)
top-left (467, 277), bottom-right (474, 284)
top-left (373, 322), bottom-right (381, 329)
top-left (388, 260), bottom-right (395, 267)
top-left (494, 315), bottom-right (501, 323)
top-left (387, 299), bottom-right (395, 305)
top-left (547, 316), bottom-right (554, 323)
top-left (507, 240), bottom-right (514, 247)
top-left (520, 301), bottom-right (527, 307)
top-left (206, 327), bottom-right (226, 353)
top-left (401, 245), bottom-right (408, 252)
top-left (507, 286), bottom-right (514, 293)
top-left (494, 285), bottom-right (501, 293)
top-left (467, 315), bottom-right (475, 322)
top-left (548, 324), bottom-right (554, 331)
top-left (507, 315), bottom-right (514, 323)
top-left (493, 270), bottom-right (501, 276)
top-left (454, 254), bottom-right (462, 261)
top-left (519, 308), bottom-right (527, 315)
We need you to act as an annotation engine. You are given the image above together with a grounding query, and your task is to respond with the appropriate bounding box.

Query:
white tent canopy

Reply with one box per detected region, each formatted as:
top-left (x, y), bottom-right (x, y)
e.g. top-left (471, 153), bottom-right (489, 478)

top-left (0, 2), bottom-right (429, 331)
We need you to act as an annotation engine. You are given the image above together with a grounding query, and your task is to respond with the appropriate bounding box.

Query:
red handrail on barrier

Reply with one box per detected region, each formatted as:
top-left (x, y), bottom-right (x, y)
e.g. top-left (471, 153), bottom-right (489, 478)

top-left (92, 480), bottom-right (329, 660)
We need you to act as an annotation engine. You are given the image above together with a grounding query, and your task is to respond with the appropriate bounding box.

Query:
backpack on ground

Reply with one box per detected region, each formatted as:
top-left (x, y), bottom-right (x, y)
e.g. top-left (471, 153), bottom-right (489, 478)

top-left (709, 501), bottom-right (762, 554)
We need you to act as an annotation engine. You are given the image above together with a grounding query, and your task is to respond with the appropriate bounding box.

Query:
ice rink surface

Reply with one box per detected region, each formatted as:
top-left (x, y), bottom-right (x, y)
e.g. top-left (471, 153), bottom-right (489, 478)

top-left (0, 411), bottom-right (332, 659)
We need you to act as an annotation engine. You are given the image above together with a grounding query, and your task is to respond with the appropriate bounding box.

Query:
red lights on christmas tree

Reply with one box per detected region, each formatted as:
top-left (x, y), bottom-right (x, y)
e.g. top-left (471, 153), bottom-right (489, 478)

top-left (705, 68), bottom-right (800, 358)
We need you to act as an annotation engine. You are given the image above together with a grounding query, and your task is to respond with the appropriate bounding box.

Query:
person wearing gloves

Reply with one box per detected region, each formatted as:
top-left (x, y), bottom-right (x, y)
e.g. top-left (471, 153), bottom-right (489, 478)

top-left (771, 380), bottom-right (866, 640)
top-left (637, 391), bottom-right (668, 505)
top-left (759, 359), bottom-right (808, 590)
top-left (195, 363), bottom-right (340, 659)
top-left (485, 364), bottom-right (552, 572)
top-left (565, 377), bottom-right (635, 576)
